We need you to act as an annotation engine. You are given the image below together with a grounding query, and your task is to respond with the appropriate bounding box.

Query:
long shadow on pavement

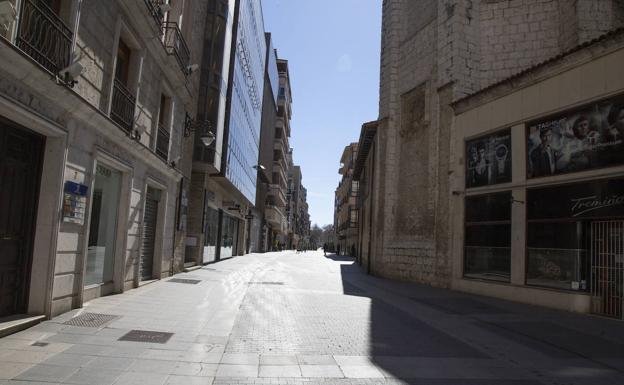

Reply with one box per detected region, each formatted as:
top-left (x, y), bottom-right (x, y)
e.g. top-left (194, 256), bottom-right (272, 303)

top-left (333, 255), bottom-right (624, 385)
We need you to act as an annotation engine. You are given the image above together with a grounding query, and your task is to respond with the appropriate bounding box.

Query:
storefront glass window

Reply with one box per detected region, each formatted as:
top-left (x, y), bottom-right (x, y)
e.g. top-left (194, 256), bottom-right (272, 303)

top-left (86, 164), bottom-right (121, 286)
top-left (220, 212), bottom-right (239, 259)
top-left (527, 221), bottom-right (588, 290)
top-left (203, 207), bottom-right (219, 263)
top-left (464, 192), bottom-right (511, 282)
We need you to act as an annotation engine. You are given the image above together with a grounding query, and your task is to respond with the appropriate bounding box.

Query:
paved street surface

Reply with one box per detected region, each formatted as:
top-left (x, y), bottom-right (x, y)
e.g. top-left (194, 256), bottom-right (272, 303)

top-left (1, 250), bottom-right (623, 385)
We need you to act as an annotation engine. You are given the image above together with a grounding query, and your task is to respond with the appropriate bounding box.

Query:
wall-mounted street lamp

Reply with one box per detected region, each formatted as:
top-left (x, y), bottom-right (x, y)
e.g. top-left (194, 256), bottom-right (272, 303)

top-left (252, 164), bottom-right (266, 171)
top-left (184, 114), bottom-right (216, 147)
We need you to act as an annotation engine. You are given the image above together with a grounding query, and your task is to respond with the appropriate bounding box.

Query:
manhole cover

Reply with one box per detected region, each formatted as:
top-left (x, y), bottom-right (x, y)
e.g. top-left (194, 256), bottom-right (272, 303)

top-left (248, 281), bottom-right (284, 285)
top-left (118, 330), bottom-right (173, 344)
top-left (31, 342), bottom-right (49, 347)
top-left (64, 312), bottom-right (119, 328)
top-left (168, 278), bottom-right (201, 284)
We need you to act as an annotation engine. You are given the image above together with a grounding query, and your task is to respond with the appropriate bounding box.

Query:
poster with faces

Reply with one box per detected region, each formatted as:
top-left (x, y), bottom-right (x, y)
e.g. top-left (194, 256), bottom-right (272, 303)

top-left (527, 95), bottom-right (624, 178)
top-left (466, 129), bottom-right (512, 188)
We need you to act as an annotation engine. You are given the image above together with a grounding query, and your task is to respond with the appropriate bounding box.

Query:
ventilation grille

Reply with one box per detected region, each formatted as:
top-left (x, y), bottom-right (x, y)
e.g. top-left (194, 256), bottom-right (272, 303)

top-left (64, 313), bottom-right (119, 328)
top-left (118, 330), bottom-right (174, 344)
top-left (168, 278), bottom-right (202, 285)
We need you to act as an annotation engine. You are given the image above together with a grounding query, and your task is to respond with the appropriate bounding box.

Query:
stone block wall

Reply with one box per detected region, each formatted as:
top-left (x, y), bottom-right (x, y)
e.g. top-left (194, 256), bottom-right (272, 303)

top-left (373, 0), bottom-right (624, 288)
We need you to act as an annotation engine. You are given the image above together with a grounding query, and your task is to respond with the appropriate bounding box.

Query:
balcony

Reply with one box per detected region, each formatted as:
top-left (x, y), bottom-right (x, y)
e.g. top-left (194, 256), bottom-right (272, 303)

top-left (144, 0), bottom-right (166, 27)
top-left (268, 184), bottom-right (287, 208)
top-left (265, 205), bottom-right (284, 228)
top-left (111, 79), bottom-right (136, 134)
top-left (155, 123), bottom-right (170, 161)
top-left (16, 0), bottom-right (72, 75)
top-left (163, 22), bottom-right (190, 75)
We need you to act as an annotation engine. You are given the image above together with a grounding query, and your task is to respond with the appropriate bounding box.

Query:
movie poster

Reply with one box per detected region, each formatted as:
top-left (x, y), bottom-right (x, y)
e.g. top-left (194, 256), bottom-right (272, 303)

top-left (527, 95), bottom-right (624, 178)
top-left (466, 129), bottom-right (511, 188)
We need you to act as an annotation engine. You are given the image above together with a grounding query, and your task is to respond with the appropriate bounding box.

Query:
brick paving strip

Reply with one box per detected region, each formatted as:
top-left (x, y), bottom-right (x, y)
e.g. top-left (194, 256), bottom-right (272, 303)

top-left (0, 250), bottom-right (623, 385)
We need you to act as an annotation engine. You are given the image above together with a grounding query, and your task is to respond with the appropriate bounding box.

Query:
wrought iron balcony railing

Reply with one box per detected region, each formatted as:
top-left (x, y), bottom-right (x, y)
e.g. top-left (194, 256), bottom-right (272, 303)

top-left (155, 123), bottom-right (170, 161)
top-left (144, 0), bottom-right (166, 29)
top-left (163, 22), bottom-right (190, 75)
top-left (16, 0), bottom-right (72, 75)
top-left (111, 79), bottom-right (136, 134)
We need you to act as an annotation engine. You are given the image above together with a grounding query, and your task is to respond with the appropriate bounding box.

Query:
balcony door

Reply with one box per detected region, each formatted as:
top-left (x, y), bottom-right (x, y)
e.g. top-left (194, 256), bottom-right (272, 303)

top-left (0, 120), bottom-right (44, 317)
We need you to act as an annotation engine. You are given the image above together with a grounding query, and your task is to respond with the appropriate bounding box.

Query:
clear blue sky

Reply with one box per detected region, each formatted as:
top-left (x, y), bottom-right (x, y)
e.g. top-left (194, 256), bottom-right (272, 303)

top-left (262, 0), bottom-right (382, 227)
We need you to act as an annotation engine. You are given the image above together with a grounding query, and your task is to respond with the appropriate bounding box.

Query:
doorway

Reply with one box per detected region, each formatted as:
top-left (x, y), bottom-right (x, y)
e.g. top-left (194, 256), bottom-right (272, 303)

top-left (140, 186), bottom-right (161, 281)
top-left (85, 164), bottom-right (122, 295)
top-left (0, 120), bottom-right (44, 317)
top-left (590, 220), bottom-right (624, 319)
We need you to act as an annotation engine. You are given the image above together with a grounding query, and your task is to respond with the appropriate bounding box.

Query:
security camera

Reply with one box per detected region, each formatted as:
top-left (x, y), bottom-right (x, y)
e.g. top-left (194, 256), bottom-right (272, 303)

top-left (185, 64), bottom-right (199, 75)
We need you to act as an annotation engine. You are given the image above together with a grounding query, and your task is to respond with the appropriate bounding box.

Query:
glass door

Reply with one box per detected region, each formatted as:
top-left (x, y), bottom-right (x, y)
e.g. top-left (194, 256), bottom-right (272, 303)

top-left (86, 164), bottom-right (121, 289)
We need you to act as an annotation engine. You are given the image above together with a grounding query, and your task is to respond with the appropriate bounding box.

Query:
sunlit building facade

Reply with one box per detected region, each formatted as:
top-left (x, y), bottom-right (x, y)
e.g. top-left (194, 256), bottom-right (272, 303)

top-left (187, 0), bottom-right (266, 264)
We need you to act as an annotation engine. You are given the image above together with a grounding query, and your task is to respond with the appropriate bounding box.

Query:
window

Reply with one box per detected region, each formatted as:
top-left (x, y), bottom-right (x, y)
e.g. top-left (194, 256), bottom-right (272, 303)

top-left (526, 221), bottom-right (588, 290)
top-left (278, 87), bottom-right (285, 97)
top-left (115, 40), bottom-right (131, 85)
top-left (464, 192), bottom-right (511, 282)
top-left (350, 208), bottom-right (358, 227)
top-left (351, 181), bottom-right (359, 197)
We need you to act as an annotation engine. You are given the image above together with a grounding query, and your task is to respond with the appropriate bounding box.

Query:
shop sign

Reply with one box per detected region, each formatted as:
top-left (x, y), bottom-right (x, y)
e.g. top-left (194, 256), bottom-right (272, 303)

top-left (62, 181), bottom-right (88, 225)
top-left (527, 94), bottom-right (624, 178)
top-left (528, 179), bottom-right (624, 220)
top-left (465, 129), bottom-right (511, 188)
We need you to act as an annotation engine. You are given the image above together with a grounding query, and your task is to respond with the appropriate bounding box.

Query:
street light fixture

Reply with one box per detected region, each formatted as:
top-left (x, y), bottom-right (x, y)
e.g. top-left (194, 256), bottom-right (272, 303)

top-left (252, 164), bottom-right (266, 170)
top-left (184, 114), bottom-right (215, 147)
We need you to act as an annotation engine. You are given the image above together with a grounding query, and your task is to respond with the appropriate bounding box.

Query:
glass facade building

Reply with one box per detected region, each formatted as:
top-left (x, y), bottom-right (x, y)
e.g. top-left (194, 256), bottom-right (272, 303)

top-left (224, 0), bottom-right (266, 203)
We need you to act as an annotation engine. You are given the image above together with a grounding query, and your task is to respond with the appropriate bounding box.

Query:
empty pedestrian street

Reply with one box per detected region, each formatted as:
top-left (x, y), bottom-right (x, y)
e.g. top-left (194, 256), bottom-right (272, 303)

top-left (1, 250), bottom-right (623, 385)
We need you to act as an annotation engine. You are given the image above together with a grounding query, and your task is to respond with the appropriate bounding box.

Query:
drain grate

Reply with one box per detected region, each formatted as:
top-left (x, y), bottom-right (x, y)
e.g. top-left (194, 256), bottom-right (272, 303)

top-left (64, 312), bottom-right (119, 328)
top-left (118, 330), bottom-right (173, 344)
top-left (248, 281), bottom-right (284, 285)
top-left (168, 278), bottom-right (202, 284)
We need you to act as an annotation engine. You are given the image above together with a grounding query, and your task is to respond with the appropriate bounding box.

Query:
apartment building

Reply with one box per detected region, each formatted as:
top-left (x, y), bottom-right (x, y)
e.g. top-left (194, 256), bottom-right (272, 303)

top-left (334, 143), bottom-right (359, 256)
top-left (287, 165), bottom-right (310, 249)
top-left (263, 58), bottom-right (292, 248)
top-left (0, 0), bottom-right (203, 319)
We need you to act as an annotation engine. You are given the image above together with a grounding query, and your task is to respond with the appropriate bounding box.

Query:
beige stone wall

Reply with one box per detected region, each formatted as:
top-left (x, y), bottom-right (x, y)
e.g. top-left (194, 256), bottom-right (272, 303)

top-left (373, 0), bottom-right (624, 289)
top-left (0, 0), bottom-right (203, 316)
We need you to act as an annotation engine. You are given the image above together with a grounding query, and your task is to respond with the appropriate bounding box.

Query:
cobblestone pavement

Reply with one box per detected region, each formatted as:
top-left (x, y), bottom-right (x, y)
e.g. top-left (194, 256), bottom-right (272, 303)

top-left (1, 250), bottom-right (623, 385)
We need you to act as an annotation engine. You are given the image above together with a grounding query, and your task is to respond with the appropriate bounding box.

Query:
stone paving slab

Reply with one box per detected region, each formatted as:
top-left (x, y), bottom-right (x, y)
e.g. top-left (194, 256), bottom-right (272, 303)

top-left (0, 251), bottom-right (623, 385)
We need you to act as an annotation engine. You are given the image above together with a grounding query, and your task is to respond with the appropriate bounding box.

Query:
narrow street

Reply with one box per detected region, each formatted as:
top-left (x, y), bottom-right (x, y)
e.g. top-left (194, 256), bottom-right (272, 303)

top-left (1, 251), bottom-right (623, 385)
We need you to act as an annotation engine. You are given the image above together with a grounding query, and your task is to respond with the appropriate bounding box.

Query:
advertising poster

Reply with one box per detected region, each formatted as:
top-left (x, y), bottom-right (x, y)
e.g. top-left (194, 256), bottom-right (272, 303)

top-left (527, 95), bottom-right (624, 178)
top-left (465, 129), bottom-right (511, 188)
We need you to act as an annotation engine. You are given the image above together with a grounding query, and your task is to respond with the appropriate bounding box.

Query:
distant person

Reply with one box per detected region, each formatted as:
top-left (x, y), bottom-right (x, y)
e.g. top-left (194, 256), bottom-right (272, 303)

top-left (323, 243), bottom-right (327, 256)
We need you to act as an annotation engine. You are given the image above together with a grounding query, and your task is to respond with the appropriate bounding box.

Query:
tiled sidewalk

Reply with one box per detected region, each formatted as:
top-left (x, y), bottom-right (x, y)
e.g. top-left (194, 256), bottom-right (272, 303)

top-left (0, 251), bottom-right (623, 385)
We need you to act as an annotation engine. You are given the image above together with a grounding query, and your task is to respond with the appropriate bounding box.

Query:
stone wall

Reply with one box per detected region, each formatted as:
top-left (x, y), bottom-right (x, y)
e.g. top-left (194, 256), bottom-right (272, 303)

top-left (372, 0), bottom-right (624, 288)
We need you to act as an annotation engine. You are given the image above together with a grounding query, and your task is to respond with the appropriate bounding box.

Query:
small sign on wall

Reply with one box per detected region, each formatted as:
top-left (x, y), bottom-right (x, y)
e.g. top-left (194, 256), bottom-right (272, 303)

top-left (63, 181), bottom-right (88, 225)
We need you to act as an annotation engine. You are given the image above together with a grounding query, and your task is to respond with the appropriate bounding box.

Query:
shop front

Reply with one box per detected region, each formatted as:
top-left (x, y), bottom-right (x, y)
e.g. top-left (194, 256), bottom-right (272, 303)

top-left (527, 179), bottom-right (624, 318)
top-left (451, 34), bottom-right (624, 317)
